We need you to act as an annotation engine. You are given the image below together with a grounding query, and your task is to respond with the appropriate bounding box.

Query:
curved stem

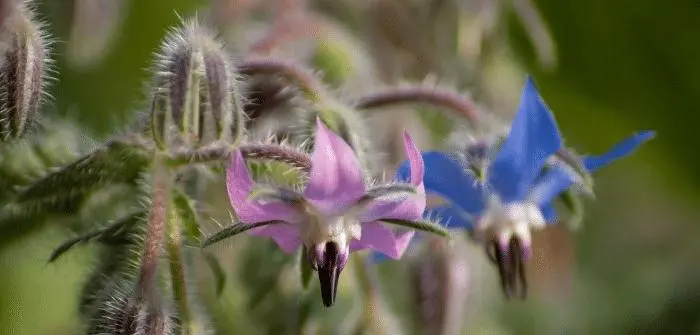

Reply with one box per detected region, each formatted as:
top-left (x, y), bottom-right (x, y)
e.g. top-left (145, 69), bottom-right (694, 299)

top-left (166, 143), bottom-right (312, 170)
top-left (354, 87), bottom-right (480, 125)
top-left (238, 58), bottom-right (325, 103)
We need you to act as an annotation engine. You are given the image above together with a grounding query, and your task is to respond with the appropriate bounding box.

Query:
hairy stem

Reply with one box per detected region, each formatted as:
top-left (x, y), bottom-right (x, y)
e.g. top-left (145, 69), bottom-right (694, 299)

top-left (138, 154), bottom-right (173, 300)
top-left (167, 206), bottom-right (192, 334)
top-left (352, 253), bottom-right (398, 334)
top-left (166, 143), bottom-right (312, 170)
top-left (354, 87), bottom-right (480, 124)
top-left (352, 253), bottom-right (377, 297)
top-left (238, 58), bottom-right (325, 103)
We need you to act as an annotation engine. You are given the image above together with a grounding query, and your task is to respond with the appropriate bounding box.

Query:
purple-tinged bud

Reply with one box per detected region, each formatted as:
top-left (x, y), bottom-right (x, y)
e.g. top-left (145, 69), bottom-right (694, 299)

top-left (0, 0), bottom-right (50, 141)
top-left (409, 237), bottom-right (472, 335)
top-left (87, 282), bottom-right (175, 335)
top-left (149, 19), bottom-right (242, 151)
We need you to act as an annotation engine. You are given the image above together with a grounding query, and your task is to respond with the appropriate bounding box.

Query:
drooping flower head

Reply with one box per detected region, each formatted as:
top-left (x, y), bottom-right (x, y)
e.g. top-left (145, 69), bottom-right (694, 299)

top-left (396, 76), bottom-right (654, 298)
top-left (226, 118), bottom-right (426, 306)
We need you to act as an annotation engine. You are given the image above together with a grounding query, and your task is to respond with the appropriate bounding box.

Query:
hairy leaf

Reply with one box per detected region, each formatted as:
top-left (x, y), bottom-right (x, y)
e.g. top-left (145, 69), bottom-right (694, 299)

top-left (202, 220), bottom-right (280, 247)
top-left (380, 218), bottom-right (451, 238)
top-left (48, 211), bottom-right (144, 262)
top-left (16, 138), bottom-right (152, 205)
top-left (172, 187), bottom-right (202, 245)
top-left (560, 188), bottom-right (585, 230)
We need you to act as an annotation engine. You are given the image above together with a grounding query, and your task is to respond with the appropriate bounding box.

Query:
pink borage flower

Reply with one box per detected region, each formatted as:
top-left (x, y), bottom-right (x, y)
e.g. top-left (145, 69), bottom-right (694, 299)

top-left (226, 118), bottom-right (426, 306)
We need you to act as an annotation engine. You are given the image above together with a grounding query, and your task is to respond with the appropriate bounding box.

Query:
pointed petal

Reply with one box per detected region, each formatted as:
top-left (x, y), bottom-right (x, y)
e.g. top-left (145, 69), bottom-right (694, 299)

top-left (350, 222), bottom-right (415, 260)
top-left (226, 150), bottom-right (304, 224)
top-left (425, 205), bottom-right (474, 230)
top-left (358, 189), bottom-right (425, 222)
top-left (529, 164), bottom-right (577, 208)
top-left (303, 118), bottom-right (365, 210)
top-left (249, 223), bottom-right (302, 253)
top-left (397, 151), bottom-right (485, 214)
top-left (488, 77), bottom-right (563, 202)
top-left (401, 130), bottom-right (424, 186)
top-left (583, 131), bottom-right (655, 172)
top-left (358, 132), bottom-right (427, 222)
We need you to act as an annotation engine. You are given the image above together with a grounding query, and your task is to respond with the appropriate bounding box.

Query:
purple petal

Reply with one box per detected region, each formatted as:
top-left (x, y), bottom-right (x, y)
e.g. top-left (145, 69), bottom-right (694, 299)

top-left (226, 150), bottom-right (305, 224)
top-left (402, 130), bottom-right (424, 187)
top-left (303, 118), bottom-right (366, 212)
top-left (350, 222), bottom-right (415, 260)
top-left (359, 132), bottom-right (426, 222)
top-left (583, 131), bottom-right (655, 172)
top-left (249, 223), bottom-right (302, 253)
top-left (488, 76), bottom-right (563, 202)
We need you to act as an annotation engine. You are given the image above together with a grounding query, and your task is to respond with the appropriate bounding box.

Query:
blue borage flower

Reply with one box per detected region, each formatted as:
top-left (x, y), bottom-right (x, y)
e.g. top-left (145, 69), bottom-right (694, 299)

top-left (390, 76), bottom-right (655, 298)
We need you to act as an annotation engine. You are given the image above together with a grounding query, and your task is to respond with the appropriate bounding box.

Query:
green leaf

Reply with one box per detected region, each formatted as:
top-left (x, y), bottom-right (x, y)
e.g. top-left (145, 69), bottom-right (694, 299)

top-left (379, 218), bottom-right (451, 238)
top-left (555, 149), bottom-right (594, 192)
top-left (16, 139), bottom-right (152, 206)
top-left (202, 220), bottom-right (281, 247)
top-left (172, 187), bottom-right (202, 245)
top-left (299, 248), bottom-right (313, 290)
top-left (248, 186), bottom-right (305, 206)
top-left (363, 184), bottom-right (416, 200)
top-left (48, 211), bottom-right (143, 262)
top-left (560, 188), bottom-right (585, 231)
top-left (203, 251), bottom-right (226, 297)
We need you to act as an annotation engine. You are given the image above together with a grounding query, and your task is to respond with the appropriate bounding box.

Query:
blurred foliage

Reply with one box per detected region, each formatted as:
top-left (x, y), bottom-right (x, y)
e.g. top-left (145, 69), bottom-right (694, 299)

top-left (0, 0), bottom-right (698, 334)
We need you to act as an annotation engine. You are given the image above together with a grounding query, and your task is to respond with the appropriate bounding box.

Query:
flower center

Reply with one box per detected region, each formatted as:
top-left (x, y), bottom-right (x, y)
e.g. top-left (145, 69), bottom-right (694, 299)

top-left (475, 197), bottom-right (545, 248)
top-left (301, 211), bottom-right (362, 252)
top-left (476, 197), bottom-right (546, 299)
top-left (301, 210), bottom-right (361, 307)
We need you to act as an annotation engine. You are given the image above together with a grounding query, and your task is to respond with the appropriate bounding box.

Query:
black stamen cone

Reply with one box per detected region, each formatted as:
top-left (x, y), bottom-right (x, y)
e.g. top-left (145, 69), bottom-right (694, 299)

top-left (511, 238), bottom-right (528, 299)
top-left (317, 242), bottom-right (341, 307)
top-left (487, 238), bottom-right (528, 300)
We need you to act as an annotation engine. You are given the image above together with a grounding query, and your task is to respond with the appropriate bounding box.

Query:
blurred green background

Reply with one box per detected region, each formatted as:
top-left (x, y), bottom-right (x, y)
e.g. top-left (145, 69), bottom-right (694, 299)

top-left (1, 0), bottom-right (698, 334)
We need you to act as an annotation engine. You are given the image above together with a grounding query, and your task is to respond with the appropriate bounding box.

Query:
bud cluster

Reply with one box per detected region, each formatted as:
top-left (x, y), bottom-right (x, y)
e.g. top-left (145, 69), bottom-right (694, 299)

top-left (149, 20), bottom-right (242, 151)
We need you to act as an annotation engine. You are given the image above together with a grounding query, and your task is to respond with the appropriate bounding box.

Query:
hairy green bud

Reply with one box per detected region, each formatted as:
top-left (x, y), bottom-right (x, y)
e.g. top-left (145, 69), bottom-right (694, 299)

top-left (0, 0), bottom-right (50, 141)
top-left (149, 19), bottom-right (242, 151)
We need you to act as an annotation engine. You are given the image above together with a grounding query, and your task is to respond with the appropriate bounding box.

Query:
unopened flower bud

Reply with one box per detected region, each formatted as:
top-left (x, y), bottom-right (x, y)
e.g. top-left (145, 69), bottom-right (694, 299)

top-left (149, 19), bottom-right (242, 151)
top-left (0, 0), bottom-right (50, 141)
top-left (87, 281), bottom-right (175, 335)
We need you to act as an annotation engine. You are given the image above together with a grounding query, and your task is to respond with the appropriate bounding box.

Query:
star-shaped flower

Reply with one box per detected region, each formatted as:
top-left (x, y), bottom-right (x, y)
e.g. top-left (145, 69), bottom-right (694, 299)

top-left (226, 118), bottom-right (427, 306)
top-left (395, 77), bottom-right (654, 298)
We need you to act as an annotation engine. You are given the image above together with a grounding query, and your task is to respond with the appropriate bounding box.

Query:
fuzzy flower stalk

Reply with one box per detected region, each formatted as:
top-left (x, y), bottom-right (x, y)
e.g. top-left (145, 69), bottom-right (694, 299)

top-left (397, 77), bottom-right (654, 298)
top-left (149, 19), bottom-right (243, 151)
top-left (223, 118), bottom-right (445, 307)
top-left (0, 0), bottom-right (50, 141)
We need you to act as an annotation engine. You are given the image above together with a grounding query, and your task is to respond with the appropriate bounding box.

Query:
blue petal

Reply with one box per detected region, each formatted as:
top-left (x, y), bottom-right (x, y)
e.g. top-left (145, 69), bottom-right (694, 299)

top-left (540, 203), bottom-right (558, 224)
top-left (425, 205), bottom-right (475, 231)
top-left (583, 131), bottom-right (655, 172)
top-left (529, 163), bottom-right (577, 208)
top-left (396, 151), bottom-right (485, 214)
top-left (371, 251), bottom-right (390, 263)
top-left (488, 76), bottom-right (563, 202)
